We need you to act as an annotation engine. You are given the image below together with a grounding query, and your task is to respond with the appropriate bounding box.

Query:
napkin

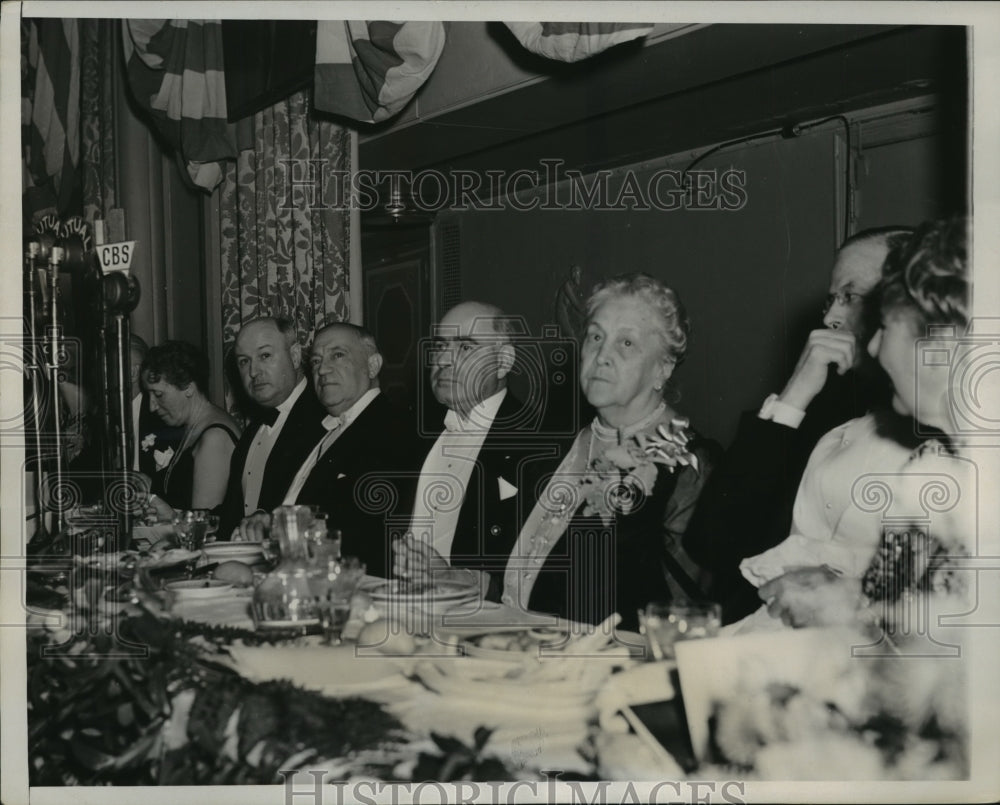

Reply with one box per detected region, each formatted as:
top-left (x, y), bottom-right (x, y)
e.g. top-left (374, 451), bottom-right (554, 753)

top-left (225, 643), bottom-right (413, 698)
top-left (595, 732), bottom-right (685, 779)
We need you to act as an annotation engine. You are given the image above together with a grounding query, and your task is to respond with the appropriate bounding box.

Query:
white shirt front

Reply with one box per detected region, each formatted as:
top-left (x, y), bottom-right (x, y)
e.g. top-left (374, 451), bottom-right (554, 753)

top-left (131, 393), bottom-right (143, 471)
top-left (242, 377), bottom-right (307, 514)
top-left (409, 388), bottom-right (507, 561)
top-left (282, 388), bottom-right (381, 505)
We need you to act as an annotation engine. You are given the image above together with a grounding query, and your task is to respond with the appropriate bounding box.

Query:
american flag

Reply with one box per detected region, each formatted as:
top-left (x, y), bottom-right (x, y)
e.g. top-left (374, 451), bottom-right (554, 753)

top-left (22, 18), bottom-right (81, 219)
top-left (504, 22), bottom-right (653, 62)
top-left (313, 21), bottom-right (445, 123)
top-left (123, 19), bottom-right (234, 191)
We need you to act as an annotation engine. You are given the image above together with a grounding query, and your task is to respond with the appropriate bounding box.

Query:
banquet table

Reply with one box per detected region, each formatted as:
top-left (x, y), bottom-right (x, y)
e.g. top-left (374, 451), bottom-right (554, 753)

top-left (23, 538), bottom-right (692, 786)
top-left (22, 527), bottom-right (971, 786)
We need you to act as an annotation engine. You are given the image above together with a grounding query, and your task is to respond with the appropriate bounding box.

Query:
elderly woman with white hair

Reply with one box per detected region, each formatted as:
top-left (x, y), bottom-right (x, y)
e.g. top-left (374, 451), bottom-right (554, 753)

top-left (395, 273), bottom-right (720, 631)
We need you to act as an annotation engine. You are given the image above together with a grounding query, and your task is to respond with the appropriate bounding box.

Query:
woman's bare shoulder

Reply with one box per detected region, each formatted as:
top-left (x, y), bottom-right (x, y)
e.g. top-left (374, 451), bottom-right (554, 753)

top-left (192, 408), bottom-right (240, 450)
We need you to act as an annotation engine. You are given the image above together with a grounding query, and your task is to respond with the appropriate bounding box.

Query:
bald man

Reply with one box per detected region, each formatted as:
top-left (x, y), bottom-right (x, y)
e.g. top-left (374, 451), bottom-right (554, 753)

top-left (217, 317), bottom-right (327, 539)
top-left (684, 227), bottom-right (914, 622)
top-left (403, 302), bottom-right (562, 600)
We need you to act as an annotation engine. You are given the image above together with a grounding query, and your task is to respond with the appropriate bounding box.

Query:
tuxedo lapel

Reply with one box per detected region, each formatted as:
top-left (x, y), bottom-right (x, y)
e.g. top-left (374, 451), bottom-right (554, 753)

top-left (299, 394), bottom-right (390, 495)
top-left (293, 393), bottom-right (419, 576)
top-left (231, 420), bottom-right (261, 478)
top-left (257, 388), bottom-right (327, 510)
top-left (218, 386), bottom-right (326, 539)
top-left (451, 392), bottom-right (524, 562)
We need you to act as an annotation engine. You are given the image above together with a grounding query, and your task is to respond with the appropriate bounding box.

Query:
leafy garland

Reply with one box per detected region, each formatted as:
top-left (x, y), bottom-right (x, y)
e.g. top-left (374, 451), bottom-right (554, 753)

top-left (26, 601), bottom-right (523, 786)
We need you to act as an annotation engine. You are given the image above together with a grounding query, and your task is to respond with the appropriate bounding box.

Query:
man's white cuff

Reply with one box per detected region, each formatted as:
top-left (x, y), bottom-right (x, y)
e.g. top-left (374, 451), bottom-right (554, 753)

top-left (758, 393), bottom-right (806, 428)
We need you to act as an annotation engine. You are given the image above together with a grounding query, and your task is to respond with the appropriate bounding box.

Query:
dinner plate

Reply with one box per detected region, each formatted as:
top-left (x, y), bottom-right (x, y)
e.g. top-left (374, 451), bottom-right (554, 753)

top-left (165, 579), bottom-right (234, 599)
top-left (412, 659), bottom-right (599, 708)
top-left (138, 548), bottom-right (202, 570)
top-left (202, 542), bottom-right (265, 564)
top-left (203, 541), bottom-right (264, 555)
top-left (461, 628), bottom-right (574, 661)
top-left (252, 618), bottom-right (321, 634)
top-left (366, 579), bottom-right (480, 603)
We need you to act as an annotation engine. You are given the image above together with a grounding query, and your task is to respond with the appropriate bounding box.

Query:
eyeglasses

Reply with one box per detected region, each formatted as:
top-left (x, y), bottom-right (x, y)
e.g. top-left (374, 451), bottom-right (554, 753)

top-left (822, 290), bottom-right (863, 314)
top-left (428, 337), bottom-right (495, 355)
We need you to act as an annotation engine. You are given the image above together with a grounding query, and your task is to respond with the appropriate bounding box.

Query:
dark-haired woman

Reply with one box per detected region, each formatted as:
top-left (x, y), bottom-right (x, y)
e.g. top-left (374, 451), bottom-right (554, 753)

top-left (142, 340), bottom-right (239, 513)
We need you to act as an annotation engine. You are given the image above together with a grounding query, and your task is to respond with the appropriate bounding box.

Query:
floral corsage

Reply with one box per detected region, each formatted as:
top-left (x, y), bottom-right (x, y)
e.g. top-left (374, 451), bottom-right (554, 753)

top-left (152, 446), bottom-right (174, 472)
top-left (140, 433), bottom-right (156, 452)
top-left (581, 418), bottom-right (699, 524)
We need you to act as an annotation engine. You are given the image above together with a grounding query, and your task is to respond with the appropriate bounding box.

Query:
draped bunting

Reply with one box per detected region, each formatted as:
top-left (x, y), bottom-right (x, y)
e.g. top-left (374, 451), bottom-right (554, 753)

top-left (217, 89), bottom-right (352, 383)
top-left (21, 18), bottom-right (81, 220)
top-left (504, 21), bottom-right (653, 62)
top-left (313, 21), bottom-right (445, 123)
top-left (122, 19), bottom-right (235, 191)
top-left (80, 19), bottom-right (118, 226)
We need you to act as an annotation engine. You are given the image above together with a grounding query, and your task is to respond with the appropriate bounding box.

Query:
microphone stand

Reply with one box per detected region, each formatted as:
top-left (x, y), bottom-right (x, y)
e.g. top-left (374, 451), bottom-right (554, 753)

top-left (100, 270), bottom-right (141, 550)
top-left (46, 246), bottom-right (66, 536)
top-left (24, 241), bottom-right (48, 538)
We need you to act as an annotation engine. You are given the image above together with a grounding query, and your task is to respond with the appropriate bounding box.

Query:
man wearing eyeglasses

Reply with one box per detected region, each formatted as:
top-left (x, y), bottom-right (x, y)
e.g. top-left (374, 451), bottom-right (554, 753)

top-left (684, 227), bottom-right (913, 622)
top-left (394, 301), bottom-right (560, 600)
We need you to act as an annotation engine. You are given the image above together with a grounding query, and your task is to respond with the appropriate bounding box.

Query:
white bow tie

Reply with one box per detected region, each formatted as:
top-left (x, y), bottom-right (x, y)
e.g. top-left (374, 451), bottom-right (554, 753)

top-left (443, 409), bottom-right (467, 432)
top-left (322, 414), bottom-right (344, 431)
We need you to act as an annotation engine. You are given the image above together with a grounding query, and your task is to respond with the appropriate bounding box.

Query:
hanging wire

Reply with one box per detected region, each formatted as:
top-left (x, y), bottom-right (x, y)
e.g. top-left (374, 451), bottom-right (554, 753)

top-left (680, 127), bottom-right (782, 181)
top-left (784, 115), bottom-right (853, 243)
top-left (680, 114), bottom-right (853, 243)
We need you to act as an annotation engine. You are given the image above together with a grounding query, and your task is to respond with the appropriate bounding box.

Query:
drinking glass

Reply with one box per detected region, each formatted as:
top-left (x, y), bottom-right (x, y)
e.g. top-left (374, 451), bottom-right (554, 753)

top-left (251, 568), bottom-right (319, 634)
top-left (192, 511), bottom-right (220, 543)
top-left (270, 505), bottom-right (316, 561)
top-left (638, 601), bottom-right (721, 661)
top-left (173, 510), bottom-right (208, 550)
top-left (317, 599), bottom-right (353, 646)
top-left (309, 556), bottom-right (366, 645)
top-left (305, 524), bottom-right (342, 567)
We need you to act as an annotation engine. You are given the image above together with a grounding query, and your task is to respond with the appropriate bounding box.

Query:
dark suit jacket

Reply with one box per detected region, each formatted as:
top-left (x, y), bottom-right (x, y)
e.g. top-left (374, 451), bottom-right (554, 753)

top-left (218, 384), bottom-right (327, 539)
top-left (683, 367), bottom-right (889, 623)
top-left (295, 392), bottom-right (423, 578)
top-left (409, 391), bottom-right (569, 599)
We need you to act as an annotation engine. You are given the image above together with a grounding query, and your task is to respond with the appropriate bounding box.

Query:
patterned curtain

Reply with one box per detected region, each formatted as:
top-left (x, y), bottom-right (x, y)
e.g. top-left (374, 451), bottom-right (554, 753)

top-left (80, 19), bottom-right (118, 225)
top-left (218, 88), bottom-right (352, 353)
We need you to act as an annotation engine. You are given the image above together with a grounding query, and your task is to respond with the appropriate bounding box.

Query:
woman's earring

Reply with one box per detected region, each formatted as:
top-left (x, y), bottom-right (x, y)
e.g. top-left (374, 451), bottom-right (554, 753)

top-left (653, 383), bottom-right (663, 392)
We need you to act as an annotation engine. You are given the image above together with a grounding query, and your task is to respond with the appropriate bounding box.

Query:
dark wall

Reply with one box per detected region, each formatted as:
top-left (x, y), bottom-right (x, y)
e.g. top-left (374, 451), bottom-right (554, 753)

top-left (163, 167), bottom-right (206, 351)
top-left (440, 124), bottom-right (953, 448)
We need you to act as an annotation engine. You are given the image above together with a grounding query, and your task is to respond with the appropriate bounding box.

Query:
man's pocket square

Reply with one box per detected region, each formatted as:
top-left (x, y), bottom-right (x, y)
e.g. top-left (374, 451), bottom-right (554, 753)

top-left (498, 477), bottom-right (518, 500)
top-left (336, 473), bottom-right (347, 480)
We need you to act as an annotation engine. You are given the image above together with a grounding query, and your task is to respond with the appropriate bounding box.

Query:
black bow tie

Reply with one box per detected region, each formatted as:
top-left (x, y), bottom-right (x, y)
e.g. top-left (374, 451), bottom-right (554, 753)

top-left (257, 406), bottom-right (280, 428)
